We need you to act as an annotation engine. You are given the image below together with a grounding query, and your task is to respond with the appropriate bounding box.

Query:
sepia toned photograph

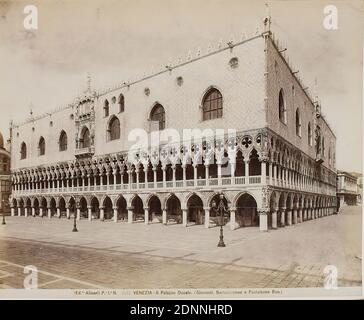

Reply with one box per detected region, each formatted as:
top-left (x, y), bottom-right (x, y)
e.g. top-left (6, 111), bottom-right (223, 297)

top-left (0, 0), bottom-right (363, 301)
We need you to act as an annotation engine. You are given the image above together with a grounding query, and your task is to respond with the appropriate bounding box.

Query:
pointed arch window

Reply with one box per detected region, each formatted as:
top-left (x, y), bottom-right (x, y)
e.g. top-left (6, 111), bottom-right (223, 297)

top-left (322, 137), bottom-right (325, 157)
top-left (108, 116), bottom-right (120, 141)
top-left (150, 104), bottom-right (165, 130)
top-left (103, 99), bottom-right (109, 117)
top-left (80, 127), bottom-right (91, 148)
top-left (278, 89), bottom-right (287, 124)
top-left (59, 131), bottom-right (68, 151)
top-left (38, 137), bottom-right (45, 156)
top-left (20, 142), bottom-right (27, 160)
top-left (295, 108), bottom-right (301, 137)
top-left (202, 88), bottom-right (223, 121)
top-left (308, 122), bottom-right (312, 146)
top-left (118, 94), bottom-right (125, 113)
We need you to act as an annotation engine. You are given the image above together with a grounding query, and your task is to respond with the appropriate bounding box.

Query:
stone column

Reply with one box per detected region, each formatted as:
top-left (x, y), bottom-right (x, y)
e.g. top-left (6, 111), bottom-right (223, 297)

top-left (66, 207), bottom-right (70, 219)
top-left (172, 166), bottom-right (176, 187)
top-left (286, 209), bottom-right (292, 226)
top-left (204, 208), bottom-right (210, 229)
top-left (113, 207), bottom-right (118, 222)
top-left (205, 165), bottom-right (209, 184)
top-left (217, 163), bottom-right (222, 185)
top-left (99, 207), bottom-right (104, 221)
top-left (261, 160), bottom-right (267, 184)
top-left (271, 209), bottom-right (278, 229)
top-left (39, 207), bottom-right (43, 217)
top-left (24, 207), bottom-right (28, 217)
top-left (259, 209), bottom-right (268, 232)
top-left (17, 207), bottom-right (21, 216)
top-left (47, 207), bottom-right (51, 218)
top-left (135, 169), bottom-right (139, 188)
top-left (229, 209), bottom-right (236, 230)
top-left (128, 208), bottom-right (133, 224)
top-left (76, 207), bottom-right (81, 220)
top-left (153, 167), bottom-right (157, 188)
top-left (269, 162), bottom-right (273, 185)
top-left (182, 165), bottom-right (186, 187)
top-left (162, 209), bottom-right (167, 225)
top-left (144, 208), bottom-right (149, 225)
top-left (245, 161), bottom-right (250, 185)
top-left (298, 208), bottom-right (302, 222)
top-left (182, 209), bottom-right (188, 227)
top-left (11, 206), bottom-right (15, 216)
top-left (280, 208), bottom-right (286, 227)
top-left (87, 206), bottom-right (92, 221)
top-left (230, 162), bottom-right (236, 180)
top-left (162, 167), bottom-right (166, 188)
top-left (104, 174), bottom-right (108, 189)
top-left (56, 207), bottom-right (60, 218)
top-left (292, 209), bottom-right (298, 224)
top-left (144, 168), bottom-right (148, 185)
top-left (193, 165), bottom-right (197, 186)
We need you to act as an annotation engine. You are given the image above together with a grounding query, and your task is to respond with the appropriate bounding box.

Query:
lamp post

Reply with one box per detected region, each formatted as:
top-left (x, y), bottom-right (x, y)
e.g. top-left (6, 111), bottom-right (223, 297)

top-left (1, 198), bottom-right (8, 225)
top-left (72, 201), bottom-right (79, 232)
top-left (211, 194), bottom-right (229, 247)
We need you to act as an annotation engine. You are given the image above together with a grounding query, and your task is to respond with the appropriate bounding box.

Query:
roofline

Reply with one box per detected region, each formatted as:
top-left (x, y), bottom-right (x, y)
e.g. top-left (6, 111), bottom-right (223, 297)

top-left (12, 32), bottom-right (263, 128)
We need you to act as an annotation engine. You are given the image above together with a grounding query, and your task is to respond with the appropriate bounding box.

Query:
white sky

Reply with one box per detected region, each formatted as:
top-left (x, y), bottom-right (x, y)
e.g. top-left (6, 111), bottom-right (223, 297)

top-left (0, 0), bottom-right (363, 172)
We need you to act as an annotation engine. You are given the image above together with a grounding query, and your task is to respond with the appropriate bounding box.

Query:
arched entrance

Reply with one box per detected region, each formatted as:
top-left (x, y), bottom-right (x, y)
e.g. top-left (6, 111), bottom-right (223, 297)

top-left (90, 197), bottom-right (99, 219)
top-left (148, 195), bottom-right (162, 223)
top-left (166, 194), bottom-right (181, 224)
top-left (18, 199), bottom-right (24, 216)
top-left (278, 193), bottom-right (285, 227)
top-left (116, 196), bottom-right (127, 221)
top-left (269, 192), bottom-right (277, 229)
top-left (25, 198), bottom-right (31, 217)
top-left (50, 198), bottom-right (57, 217)
top-left (236, 193), bottom-right (258, 227)
top-left (103, 196), bottom-right (113, 220)
top-left (59, 197), bottom-right (66, 218)
top-left (69, 197), bottom-right (76, 218)
top-left (187, 194), bottom-right (204, 225)
top-left (33, 198), bottom-right (39, 216)
top-left (131, 196), bottom-right (144, 222)
top-left (77, 197), bottom-right (87, 219)
top-left (40, 197), bottom-right (47, 217)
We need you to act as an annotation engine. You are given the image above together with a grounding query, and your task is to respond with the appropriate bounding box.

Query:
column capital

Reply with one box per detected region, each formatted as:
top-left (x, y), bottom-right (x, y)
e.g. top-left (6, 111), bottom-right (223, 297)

top-left (257, 208), bottom-right (269, 215)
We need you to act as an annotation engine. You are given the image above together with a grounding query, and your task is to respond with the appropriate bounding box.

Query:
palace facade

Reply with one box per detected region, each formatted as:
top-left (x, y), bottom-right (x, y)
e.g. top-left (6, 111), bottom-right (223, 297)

top-left (10, 28), bottom-right (337, 231)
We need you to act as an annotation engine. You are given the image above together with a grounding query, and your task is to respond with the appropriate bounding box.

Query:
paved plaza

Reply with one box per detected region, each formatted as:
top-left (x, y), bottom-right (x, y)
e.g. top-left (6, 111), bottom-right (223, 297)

top-left (0, 205), bottom-right (361, 289)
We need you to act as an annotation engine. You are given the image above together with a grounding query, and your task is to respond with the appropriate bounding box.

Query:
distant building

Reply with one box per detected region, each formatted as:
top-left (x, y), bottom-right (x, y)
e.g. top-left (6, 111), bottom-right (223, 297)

top-left (337, 171), bottom-right (359, 206)
top-left (350, 172), bottom-right (362, 204)
top-left (0, 131), bottom-right (11, 215)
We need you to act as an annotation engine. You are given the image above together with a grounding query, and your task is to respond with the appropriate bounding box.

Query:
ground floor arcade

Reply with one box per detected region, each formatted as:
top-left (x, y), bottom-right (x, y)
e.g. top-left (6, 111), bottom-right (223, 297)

top-left (10, 188), bottom-right (337, 231)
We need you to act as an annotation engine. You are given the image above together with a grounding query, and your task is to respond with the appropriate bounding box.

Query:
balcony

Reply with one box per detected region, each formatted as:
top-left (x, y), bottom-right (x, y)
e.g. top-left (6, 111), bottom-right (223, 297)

top-left (13, 174), bottom-right (336, 197)
top-left (75, 146), bottom-right (95, 157)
